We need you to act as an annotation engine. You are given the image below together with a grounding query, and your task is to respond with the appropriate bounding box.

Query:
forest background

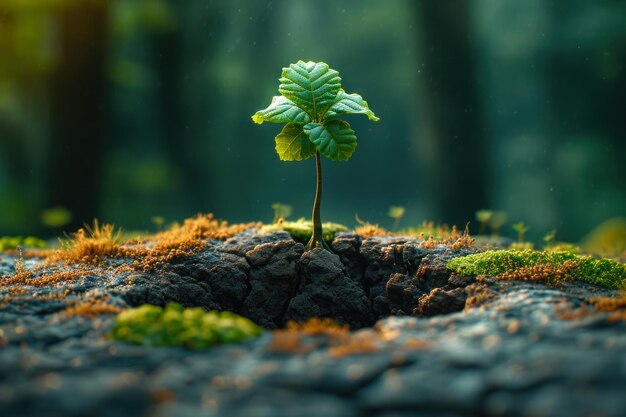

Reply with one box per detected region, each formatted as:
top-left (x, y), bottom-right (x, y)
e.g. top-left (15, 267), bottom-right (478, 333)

top-left (0, 0), bottom-right (624, 244)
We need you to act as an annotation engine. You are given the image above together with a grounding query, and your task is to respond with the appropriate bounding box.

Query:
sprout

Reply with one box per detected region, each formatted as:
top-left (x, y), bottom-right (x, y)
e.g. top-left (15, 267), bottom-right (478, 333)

top-left (475, 209), bottom-right (493, 235)
top-left (252, 61), bottom-right (378, 250)
top-left (271, 203), bottom-right (293, 223)
top-left (512, 222), bottom-right (530, 243)
top-left (387, 206), bottom-right (406, 231)
top-left (489, 211), bottom-right (508, 236)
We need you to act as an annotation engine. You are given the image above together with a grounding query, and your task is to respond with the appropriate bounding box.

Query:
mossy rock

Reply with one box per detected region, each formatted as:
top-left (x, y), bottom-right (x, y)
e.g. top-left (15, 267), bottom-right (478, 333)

top-left (108, 304), bottom-right (263, 349)
top-left (447, 249), bottom-right (626, 290)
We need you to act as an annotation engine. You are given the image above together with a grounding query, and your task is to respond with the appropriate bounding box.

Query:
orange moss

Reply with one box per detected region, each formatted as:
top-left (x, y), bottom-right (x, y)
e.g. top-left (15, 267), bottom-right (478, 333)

top-left (47, 220), bottom-right (135, 265)
top-left (6, 287), bottom-right (28, 296)
top-left (464, 281), bottom-right (497, 310)
top-left (285, 317), bottom-right (349, 336)
top-left (327, 332), bottom-right (381, 358)
top-left (354, 224), bottom-right (389, 238)
top-left (402, 338), bottom-right (433, 350)
top-left (416, 224), bottom-right (475, 250)
top-left (418, 235), bottom-right (438, 249)
top-left (0, 267), bottom-right (82, 287)
top-left (150, 388), bottom-right (177, 404)
top-left (448, 224), bottom-right (476, 250)
top-left (496, 260), bottom-right (578, 287)
top-left (267, 332), bottom-right (318, 355)
top-left (589, 295), bottom-right (626, 311)
top-left (65, 298), bottom-right (124, 318)
top-left (150, 214), bottom-right (259, 244)
top-left (557, 293), bottom-right (626, 322)
top-left (132, 214), bottom-right (259, 271)
top-left (45, 214), bottom-right (258, 268)
top-left (269, 318), bottom-right (384, 358)
top-left (1, 214), bottom-right (259, 289)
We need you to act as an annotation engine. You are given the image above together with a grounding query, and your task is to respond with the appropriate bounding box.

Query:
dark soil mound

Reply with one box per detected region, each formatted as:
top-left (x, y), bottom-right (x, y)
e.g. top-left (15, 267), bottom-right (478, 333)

top-left (113, 231), bottom-right (479, 328)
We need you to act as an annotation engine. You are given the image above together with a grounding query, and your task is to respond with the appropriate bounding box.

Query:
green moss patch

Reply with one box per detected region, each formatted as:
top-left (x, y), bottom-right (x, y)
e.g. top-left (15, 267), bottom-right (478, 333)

top-left (261, 219), bottom-right (348, 244)
top-left (447, 249), bottom-right (626, 290)
top-left (108, 304), bottom-right (263, 349)
top-left (0, 236), bottom-right (47, 251)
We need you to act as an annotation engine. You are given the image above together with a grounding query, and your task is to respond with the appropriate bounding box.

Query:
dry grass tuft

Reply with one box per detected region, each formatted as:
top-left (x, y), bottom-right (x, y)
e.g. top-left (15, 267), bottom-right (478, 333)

top-left (1, 214), bottom-right (258, 289)
top-left (48, 214), bottom-right (258, 267)
top-left (47, 220), bottom-right (131, 265)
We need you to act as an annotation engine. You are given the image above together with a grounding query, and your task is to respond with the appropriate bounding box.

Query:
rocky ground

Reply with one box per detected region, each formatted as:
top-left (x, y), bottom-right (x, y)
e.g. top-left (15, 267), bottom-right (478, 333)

top-left (0, 229), bottom-right (625, 417)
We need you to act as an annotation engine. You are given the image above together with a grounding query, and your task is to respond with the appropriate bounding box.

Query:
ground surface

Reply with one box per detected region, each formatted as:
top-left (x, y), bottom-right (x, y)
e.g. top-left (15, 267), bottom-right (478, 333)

top-left (1, 229), bottom-right (625, 417)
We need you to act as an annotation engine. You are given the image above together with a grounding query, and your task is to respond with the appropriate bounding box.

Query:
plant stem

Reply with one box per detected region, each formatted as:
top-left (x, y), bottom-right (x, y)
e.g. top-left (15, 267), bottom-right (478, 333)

top-left (307, 151), bottom-right (330, 250)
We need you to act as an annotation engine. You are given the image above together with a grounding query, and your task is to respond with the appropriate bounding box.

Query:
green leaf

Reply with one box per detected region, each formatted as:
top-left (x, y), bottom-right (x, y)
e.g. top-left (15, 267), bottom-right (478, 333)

top-left (304, 120), bottom-right (357, 161)
top-left (325, 89), bottom-right (380, 121)
top-left (279, 61), bottom-right (342, 121)
top-left (251, 96), bottom-right (310, 125)
top-left (275, 123), bottom-right (316, 161)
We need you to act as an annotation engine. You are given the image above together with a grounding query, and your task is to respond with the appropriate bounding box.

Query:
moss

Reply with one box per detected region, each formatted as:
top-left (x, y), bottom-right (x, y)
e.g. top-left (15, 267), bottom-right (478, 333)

top-left (447, 249), bottom-right (626, 290)
top-left (46, 214), bottom-right (259, 268)
top-left (268, 318), bottom-right (382, 357)
top-left (509, 242), bottom-right (534, 250)
top-left (558, 294), bottom-right (626, 323)
top-left (0, 236), bottom-right (47, 251)
top-left (66, 299), bottom-right (123, 318)
top-left (108, 303), bottom-right (263, 349)
top-left (545, 242), bottom-right (582, 254)
top-left (354, 224), bottom-right (389, 237)
top-left (262, 219), bottom-right (348, 244)
top-left (2, 214), bottom-right (260, 289)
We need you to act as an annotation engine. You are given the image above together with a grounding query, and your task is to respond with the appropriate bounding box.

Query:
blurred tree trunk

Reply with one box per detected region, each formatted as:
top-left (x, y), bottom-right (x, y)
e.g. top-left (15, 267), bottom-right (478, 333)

top-left (413, 1), bottom-right (487, 227)
top-left (46, 3), bottom-right (108, 230)
top-left (153, 8), bottom-right (206, 210)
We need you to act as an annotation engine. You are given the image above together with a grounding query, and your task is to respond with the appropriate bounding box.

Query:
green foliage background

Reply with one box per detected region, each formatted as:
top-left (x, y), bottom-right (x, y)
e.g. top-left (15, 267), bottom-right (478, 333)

top-left (0, 0), bottom-right (624, 243)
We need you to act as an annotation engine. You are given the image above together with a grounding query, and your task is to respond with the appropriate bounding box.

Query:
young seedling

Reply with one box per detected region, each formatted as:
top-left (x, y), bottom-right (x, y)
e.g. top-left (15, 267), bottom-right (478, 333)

top-left (271, 203), bottom-right (292, 223)
top-left (489, 211), bottom-right (508, 236)
top-left (252, 60), bottom-right (379, 250)
top-left (512, 222), bottom-right (530, 243)
top-left (543, 229), bottom-right (556, 248)
top-left (475, 209), bottom-right (493, 235)
top-left (151, 216), bottom-right (165, 231)
top-left (387, 206), bottom-right (406, 231)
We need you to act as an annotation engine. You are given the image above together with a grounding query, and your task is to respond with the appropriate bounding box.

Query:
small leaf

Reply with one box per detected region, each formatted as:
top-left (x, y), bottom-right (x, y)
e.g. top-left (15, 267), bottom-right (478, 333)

top-left (325, 89), bottom-right (379, 121)
top-left (304, 120), bottom-right (357, 161)
top-left (251, 96), bottom-right (310, 125)
top-left (279, 61), bottom-right (342, 120)
top-left (275, 123), bottom-right (316, 161)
